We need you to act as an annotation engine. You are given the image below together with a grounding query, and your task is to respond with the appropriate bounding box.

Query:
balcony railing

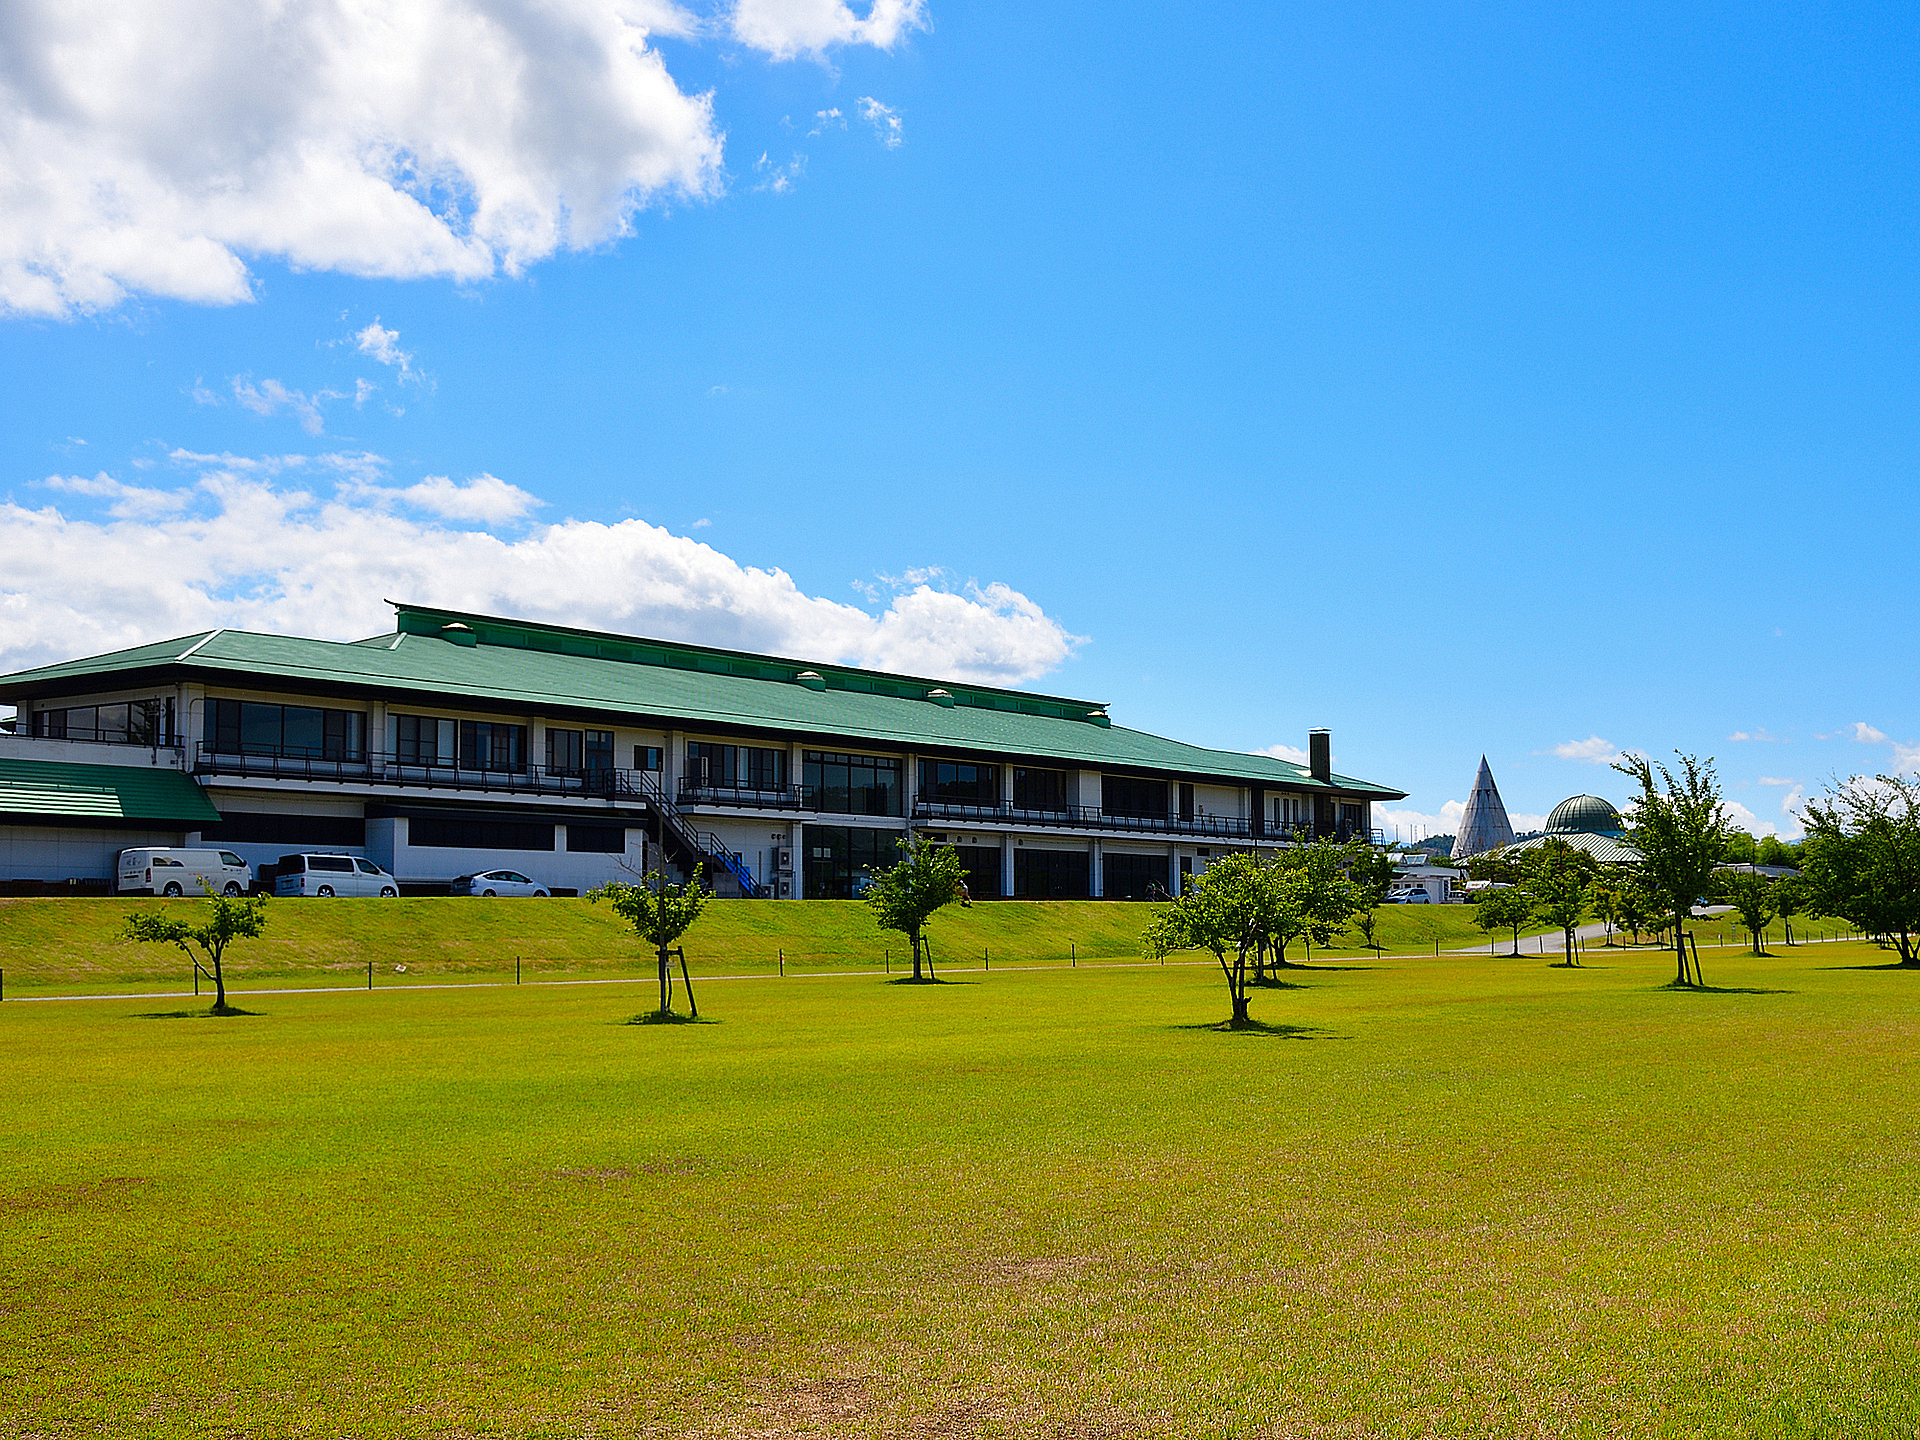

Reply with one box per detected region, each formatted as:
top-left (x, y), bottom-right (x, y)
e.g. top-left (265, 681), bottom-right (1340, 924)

top-left (912, 799), bottom-right (1260, 839)
top-left (195, 745), bottom-right (648, 801)
top-left (677, 780), bottom-right (818, 811)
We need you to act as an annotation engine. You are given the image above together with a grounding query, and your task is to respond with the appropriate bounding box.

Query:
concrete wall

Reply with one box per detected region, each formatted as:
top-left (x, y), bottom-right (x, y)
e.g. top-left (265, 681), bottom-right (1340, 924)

top-left (0, 825), bottom-right (185, 883)
top-left (371, 815), bottom-right (648, 892)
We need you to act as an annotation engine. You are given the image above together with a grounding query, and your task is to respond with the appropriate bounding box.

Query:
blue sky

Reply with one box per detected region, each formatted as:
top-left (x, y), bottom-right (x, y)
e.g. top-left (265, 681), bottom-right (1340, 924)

top-left (2, 0), bottom-right (1915, 839)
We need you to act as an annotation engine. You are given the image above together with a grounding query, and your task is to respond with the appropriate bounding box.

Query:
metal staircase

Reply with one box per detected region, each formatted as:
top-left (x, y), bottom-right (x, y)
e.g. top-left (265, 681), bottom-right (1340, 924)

top-left (636, 773), bottom-right (766, 897)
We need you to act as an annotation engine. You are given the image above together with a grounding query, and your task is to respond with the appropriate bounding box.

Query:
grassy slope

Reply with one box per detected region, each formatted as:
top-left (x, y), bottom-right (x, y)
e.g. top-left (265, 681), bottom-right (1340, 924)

top-left (3, 942), bottom-right (1916, 1437)
top-left (0, 896), bottom-right (1577, 996)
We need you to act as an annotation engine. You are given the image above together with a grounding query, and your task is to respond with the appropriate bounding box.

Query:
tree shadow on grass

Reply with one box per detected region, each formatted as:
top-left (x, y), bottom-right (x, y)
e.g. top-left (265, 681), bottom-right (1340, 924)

top-left (1273, 962), bottom-right (1374, 972)
top-left (884, 975), bottom-right (977, 986)
top-left (1653, 982), bottom-right (1794, 995)
top-left (132, 1006), bottom-right (261, 1019)
top-left (622, 1011), bottom-right (720, 1026)
top-left (1171, 1019), bottom-right (1346, 1039)
top-left (1250, 976), bottom-right (1307, 990)
top-left (1820, 961), bottom-right (1920, 971)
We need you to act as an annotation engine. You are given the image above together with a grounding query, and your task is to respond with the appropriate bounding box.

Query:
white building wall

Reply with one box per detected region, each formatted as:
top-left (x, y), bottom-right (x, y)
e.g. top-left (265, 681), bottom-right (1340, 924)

top-left (382, 815), bottom-right (648, 893)
top-left (0, 825), bottom-right (184, 883)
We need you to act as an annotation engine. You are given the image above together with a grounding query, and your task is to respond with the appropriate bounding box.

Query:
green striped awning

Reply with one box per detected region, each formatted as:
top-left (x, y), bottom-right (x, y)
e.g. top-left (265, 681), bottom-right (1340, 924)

top-left (0, 757), bottom-right (222, 825)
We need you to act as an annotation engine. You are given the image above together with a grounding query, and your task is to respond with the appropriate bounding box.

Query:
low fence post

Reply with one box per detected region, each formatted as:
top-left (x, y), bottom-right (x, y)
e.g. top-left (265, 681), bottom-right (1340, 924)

top-left (367, 959), bottom-right (373, 991)
top-left (515, 955), bottom-right (521, 985)
top-left (779, 948), bottom-right (785, 977)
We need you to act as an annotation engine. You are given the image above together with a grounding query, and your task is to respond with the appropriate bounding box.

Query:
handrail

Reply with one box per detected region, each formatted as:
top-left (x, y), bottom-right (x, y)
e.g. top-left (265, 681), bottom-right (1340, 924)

top-left (635, 771), bottom-right (765, 897)
top-left (194, 744), bottom-right (646, 800)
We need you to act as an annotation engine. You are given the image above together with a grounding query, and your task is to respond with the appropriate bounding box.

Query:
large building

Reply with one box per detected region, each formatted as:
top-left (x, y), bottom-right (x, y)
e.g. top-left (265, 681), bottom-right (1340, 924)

top-left (0, 604), bottom-right (1406, 898)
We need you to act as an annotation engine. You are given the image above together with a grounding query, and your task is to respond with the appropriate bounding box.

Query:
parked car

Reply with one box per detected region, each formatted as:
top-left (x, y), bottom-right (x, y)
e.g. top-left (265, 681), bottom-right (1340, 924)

top-left (117, 847), bottom-right (252, 897)
top-left (1385, 887), bottom-right (1431, 904)
top-left (275, 853), bottom-right (399, 898)
top-left (452, 869), bottom-right (551, 898)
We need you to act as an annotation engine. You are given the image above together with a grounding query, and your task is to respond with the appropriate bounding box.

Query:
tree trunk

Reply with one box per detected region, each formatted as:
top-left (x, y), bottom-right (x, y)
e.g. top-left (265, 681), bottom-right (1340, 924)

top-left (658, 945), bottom-right (672, 1013)
top-left (1675, 928), bottom-right (1690, 986)
top-left (911, 930), bottom-right (923, 980)
top-left (211, 944), bottom-right (228, 1012)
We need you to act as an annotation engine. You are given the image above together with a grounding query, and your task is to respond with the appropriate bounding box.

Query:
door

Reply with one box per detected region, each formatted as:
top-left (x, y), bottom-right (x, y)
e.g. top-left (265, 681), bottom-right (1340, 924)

top-left (353, 858), bottom-right (386, 895)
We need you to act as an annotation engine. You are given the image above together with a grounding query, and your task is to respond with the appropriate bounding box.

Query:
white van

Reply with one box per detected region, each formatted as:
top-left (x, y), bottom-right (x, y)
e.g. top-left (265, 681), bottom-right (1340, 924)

top-left (275, 853), bottom-right (399, 898)
top-left (118, 848), bottom-right (253, 898)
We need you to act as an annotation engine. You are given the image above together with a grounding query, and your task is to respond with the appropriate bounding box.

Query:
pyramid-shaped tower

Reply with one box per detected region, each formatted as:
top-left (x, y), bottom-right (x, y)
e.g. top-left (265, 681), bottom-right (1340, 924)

top-left (1452, 756), bottom-right (1515, 858)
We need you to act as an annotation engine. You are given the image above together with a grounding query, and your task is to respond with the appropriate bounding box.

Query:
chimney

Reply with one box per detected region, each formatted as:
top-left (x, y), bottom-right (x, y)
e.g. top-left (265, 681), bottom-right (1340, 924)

top-left (1309, 728), bottom-right (1331, 783)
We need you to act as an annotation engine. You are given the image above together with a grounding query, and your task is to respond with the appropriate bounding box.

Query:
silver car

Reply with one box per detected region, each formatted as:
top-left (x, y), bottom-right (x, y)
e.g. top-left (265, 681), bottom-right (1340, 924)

top-left (452, 869), bottom-right (551, 898)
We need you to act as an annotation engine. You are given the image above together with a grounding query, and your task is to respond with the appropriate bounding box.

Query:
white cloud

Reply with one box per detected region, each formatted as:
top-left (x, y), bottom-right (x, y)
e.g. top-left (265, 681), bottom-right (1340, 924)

top-left (0, 452), bottom-right (1078, 686)
top-left (1553, 735), bottom-right (1624, 765)
top-left (0, 0), bottom-right (731, 316)
top-left (1894, 743), bottom-right (1920, 776)
top-left (230, 377), bottom-right (343, 435)
top-left (1756, 776), bottom-right (1795, 786)
top-left (1728, 728), bottom-right (1780, 742)
top-left (730, 0), bottom-right (927, 61)
top-left (1377, 799), bottom-right (1465, 844)
top-left (1255, 742), bottom-right (1310, 767)
top-left (857, 96), bottom-right (904, 148)
top-left (1780, 785), bottom-right (1805, 818)
top-left (1849, 722), bottom-right (1889, 745)
top-left (753, 151), bottom-right (807, 193)
top-left (354, 320), bottom-right (415, 381)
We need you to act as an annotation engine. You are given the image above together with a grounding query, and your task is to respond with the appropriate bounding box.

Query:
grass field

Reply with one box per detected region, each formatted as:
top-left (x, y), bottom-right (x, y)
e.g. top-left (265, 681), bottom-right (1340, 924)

top-left (5, 919), bottom-right (1918, 1438)
top-left (0, 896), bottom-right (1618, 998)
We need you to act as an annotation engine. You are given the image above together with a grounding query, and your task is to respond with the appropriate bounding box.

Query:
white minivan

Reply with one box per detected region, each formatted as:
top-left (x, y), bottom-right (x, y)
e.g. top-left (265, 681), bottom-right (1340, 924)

top-left (118, 848), bottom-right (253, 897)
top-left (275, 853), bottom-right (400, 898)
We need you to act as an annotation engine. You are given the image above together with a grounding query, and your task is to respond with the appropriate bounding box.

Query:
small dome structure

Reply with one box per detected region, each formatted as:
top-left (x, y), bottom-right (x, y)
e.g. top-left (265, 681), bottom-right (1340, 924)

top-left (1546, 794), bottom-right (1623, 835)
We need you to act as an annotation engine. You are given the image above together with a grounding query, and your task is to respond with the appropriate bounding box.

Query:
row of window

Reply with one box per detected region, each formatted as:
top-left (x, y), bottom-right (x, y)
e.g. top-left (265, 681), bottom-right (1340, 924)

top-left (796, 831), bottom-right (1172, 900)
top-left (30, 697), bottom-right (176, 746)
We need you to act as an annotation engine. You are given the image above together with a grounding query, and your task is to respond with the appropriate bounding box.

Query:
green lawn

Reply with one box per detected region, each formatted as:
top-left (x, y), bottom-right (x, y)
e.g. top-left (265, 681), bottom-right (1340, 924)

top-left (4, 934), bottom-right (1917, 1436)
top-left (0, 896), bottom-right (1593, 998)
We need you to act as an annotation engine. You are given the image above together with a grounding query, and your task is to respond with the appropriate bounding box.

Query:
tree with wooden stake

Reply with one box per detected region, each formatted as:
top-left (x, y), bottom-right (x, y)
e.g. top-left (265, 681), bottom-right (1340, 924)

top-left (1720, 870), bottom-right (1777, 955)
top-left (591, 875), bottom-right (711, 1020)
top-left (122, 894), bottom-right (268, 1015)
top-left (1800, 774), bottom-right (1920, 966)
top-left (865, 833), bottom-right (968, 983)
top-left (1614, 751), bottom-right (1729, 987)
top-left (1143, 851), bottom-right (1273, 1028)
top-left (1263, 838), bottom-right (1362, 972)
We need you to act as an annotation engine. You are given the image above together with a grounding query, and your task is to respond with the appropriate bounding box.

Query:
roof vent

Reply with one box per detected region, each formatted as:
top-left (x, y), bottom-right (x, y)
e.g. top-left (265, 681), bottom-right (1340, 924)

top-left (1085, 708), bottom-right (1111, 727)
top-left (795, 670), bottom-right (827, 691)
top-left (439, 622), bottom-right (478, 648)
top-left (926, 688), bottom-right (956, 707)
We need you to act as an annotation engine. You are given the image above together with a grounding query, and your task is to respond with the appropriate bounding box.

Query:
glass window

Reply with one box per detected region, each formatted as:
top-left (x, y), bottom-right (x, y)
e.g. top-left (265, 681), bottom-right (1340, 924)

top-left (634, 745), bottom-right (663, 772)
top-left (547, 728), bottom-right (584, 774)
top-left (409, 816), bottom-right (553, 850)
top-left (802, 825), bottom-right (901, 899)
top-left (566, 824), bottom-right (626, 853)
top-left (1103, 852), bottom-right (1169, 901)
top-left (803, 751), bottom-right (901, 816)
top-left (685, 742), bottom-right (786, 790)
top-left (584, 730), bottom-right (614, 775)
top-left (954, 846), bottom-right (1002, 900)
top-left (354, 859), bottom-right (382, 874)
top-left (1014, 848), bottom-right (1090, 898)
top-left (920, 760), bottom-right (998, 805)
top-left (210, 699), bottom-right (365, 759)
top-left (1012, 767), bottom-right (1067, 812)
top-left (458, 720), bottom-right (527, 773)
top-left (394, 714), bottom-right (450, 767)
top-left (1102, 775), bottom-right (1169, 820)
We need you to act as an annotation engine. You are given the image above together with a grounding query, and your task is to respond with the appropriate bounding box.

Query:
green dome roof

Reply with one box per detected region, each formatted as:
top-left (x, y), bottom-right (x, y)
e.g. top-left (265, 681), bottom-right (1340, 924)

top-left (1546, 794), bottom-right (1623, 835)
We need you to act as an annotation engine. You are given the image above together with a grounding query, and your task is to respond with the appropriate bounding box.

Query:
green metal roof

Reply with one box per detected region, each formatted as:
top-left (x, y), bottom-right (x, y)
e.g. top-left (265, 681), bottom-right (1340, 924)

top-left (0, 758), bottom-right (223, 825)
top-left (0, 606), bottom-right (1406, 799)
top-left (1498, 831), bottom-right (1642, 865)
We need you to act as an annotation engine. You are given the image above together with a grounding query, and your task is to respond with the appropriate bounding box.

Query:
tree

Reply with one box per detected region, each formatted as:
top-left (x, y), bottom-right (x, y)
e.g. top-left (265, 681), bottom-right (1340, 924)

top-left (1588, 878), bottom-right (1621, 945)
top-left (1614, 878), bottom-right (1656, 946)
top-left (1520, 838), bottom-right (1597, 967)
top-left (1721, 870), bottom-right (1775, 955)
top-left (1614, 751), bottom-right (1729, 987)
top-left (1265, 839), bottom-right (1363, 968)
top-left (1474, 886), bottom-right (1532, 956)
top-left (865, 833), bottom-right (968, 982)
top-left (1800, 774), bottom-right (1920, 966)
top-left (1774, 873), bottom-right (1804, 945)
top-left (1143, 852), bottom-right (1270, 1027)
top-left (591, 875), bottom-right (711, 1017)
top-left (122, 894), bottom-right (268, 1014)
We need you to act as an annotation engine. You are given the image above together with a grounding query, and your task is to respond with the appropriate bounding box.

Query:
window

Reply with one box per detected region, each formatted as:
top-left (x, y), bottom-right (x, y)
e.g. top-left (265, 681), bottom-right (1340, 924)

top-left (566, 824), bottom-right (626, 853)
top-left (1102, 775), bottom-right (1169, 820)
top-left (1338, 803), bottom-right (1364, 837)
top-left (584, 729), bottom-right (614, 775)
top-left (1103, 853), bottom-right (1169, 901)
top-left (920, 760), bottom-right (999, 806)
top-left (394, 714), bottom-right (454, 766)
top-left (354, 859), bottom-right (383, 875)
top-left (634, 745), bottom-right (662, 772)
top-left (547, 728), bottom-right (583, 774)
top-left (954, 846), bottom-right (1002, 900)
top-left (32, 698), bottom-right (172, 745)
top-left (409, 816), bottom-right (554, 850)
top-left (1274, 794), bottom-right (1312, 834)
top-left (201, 813), bottom-right (367, 847)
top-left (802, 825), bottom-right (900, 899)
top-left (687, 742), bottom-right (787, 791)
top-left (1014, 848), bottom-right (1090, 898)
top-left (1178, 783), bottom-right (1195, 822)
top-left (218, 853), bottom-right (245, 869)
top-left (804, 751), bottom-right (901, 816)
top-left (1012, 767), bottom-right (1068, 812)
top-left (210, 700), bottom-right (365, 760)
top-left (458, 720), bottom-right (527, 773)
top-left (308, 856), bottom-right (355, 873)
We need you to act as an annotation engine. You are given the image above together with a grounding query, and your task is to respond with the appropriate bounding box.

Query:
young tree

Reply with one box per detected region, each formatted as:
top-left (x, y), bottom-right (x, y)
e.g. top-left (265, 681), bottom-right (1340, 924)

top-left (1143, 852), bottom-right (1270, 1027)
top-left (591, 875), bottom-right (711, 1017)
top-left (1520, 838), bottom-right (1597, 966)
top-left (1800, 774), bottom-right (1920, 966)
top-left (1266, 839), bottom-right (1363, 968)
top-left (1614, 878), bottom-right (1656, 945)
top-left (1474, 886), bottom-right (1532, 956)
top-left (1774, 873), bottom-right (1804, 946)
top-left (1614, 751), bottom-right (1729, 987)
top-left (122, 894), bottom-right (269, 1015)
top-left (865, 833), bottom-right (968, 982)
top-left (1588, 878), bottom-right (1621, 946)
top-left (1721, 870), bottom-right (1776, 955)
